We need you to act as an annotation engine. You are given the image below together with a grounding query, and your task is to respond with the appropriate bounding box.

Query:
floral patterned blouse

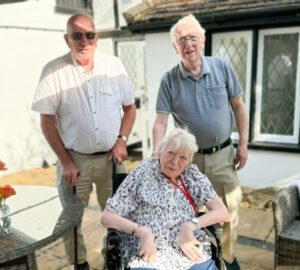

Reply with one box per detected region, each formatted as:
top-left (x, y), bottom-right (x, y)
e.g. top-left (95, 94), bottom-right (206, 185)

top-left (105, 157), bottom-right (217, 270)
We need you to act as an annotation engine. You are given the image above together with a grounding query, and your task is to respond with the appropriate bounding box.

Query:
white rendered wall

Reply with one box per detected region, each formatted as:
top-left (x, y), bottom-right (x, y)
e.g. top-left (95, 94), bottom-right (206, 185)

top-left (237, 149), bottom-right (300, 188)
top-left (143, 32), bottom-right (178, 156)
top-left (93, 0), bottom-right (115, 30)
top-left (0, 0), bottom-right (67, 29)
top-left (0, 0), bottom-right (69, 174)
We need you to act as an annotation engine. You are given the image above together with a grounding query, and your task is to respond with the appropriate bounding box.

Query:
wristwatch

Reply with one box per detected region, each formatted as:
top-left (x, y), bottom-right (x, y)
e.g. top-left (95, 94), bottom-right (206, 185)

top-left (191, 217), bottom-right (200, 230)
top-left (117, 134), bottom-right (128, 143)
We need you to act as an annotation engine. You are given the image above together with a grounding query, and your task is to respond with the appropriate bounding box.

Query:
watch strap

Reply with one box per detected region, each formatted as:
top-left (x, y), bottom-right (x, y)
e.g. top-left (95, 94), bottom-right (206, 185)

top-left (117, 134), bottom-right (128, 142)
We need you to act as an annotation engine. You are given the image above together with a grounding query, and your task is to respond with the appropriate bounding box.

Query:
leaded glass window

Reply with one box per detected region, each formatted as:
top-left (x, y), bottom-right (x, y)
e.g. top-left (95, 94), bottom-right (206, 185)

top-left (255, 28), bottom-right (300, 143)
top-left (212, 31), bottom-right (252, 139)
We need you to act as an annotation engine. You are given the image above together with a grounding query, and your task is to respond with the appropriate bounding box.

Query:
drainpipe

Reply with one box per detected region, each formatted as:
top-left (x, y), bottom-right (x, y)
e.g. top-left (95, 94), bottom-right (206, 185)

top-left (113, 0), bottom-right (119, 56)
top-left (113, 0), bottom-right (119, 29)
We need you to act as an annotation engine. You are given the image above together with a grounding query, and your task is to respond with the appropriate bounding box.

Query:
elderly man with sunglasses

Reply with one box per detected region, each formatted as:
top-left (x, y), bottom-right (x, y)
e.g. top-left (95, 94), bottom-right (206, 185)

top-left (32, 12), bottom-right (136, 270)
top-left (152, 14), bottom-right (248, 270)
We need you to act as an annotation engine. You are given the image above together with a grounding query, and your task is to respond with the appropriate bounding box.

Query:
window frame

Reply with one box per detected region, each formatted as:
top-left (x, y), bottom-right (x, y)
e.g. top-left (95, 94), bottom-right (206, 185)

top-left (254, 27), bottom-right (300, 144)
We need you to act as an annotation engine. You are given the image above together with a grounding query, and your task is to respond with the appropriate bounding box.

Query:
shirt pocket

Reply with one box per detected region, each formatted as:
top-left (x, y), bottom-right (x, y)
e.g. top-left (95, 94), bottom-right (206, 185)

top-left (207, 85), bottom-right (228, 109)
top-left (98, 86), bottom-right (120, 109)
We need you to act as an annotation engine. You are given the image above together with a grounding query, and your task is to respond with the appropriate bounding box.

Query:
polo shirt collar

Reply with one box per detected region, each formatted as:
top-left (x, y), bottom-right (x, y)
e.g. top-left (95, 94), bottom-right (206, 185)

top-left (201, 56), bottom-right (210, 76)
top-left (179, 56), bottom-right (210, 79)
top-left (179, 62), bottom-right (191, 78)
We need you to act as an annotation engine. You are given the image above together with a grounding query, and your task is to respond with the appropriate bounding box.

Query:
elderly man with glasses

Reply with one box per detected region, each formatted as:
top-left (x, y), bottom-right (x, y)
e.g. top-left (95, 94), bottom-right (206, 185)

top-left (152, 14), bottom-right (248, 270)
top-left (32, 12), bottom-right (136, 270)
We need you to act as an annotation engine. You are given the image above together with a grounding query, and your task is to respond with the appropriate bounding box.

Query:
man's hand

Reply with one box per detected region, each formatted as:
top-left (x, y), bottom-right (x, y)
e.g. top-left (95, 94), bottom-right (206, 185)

top-left (179, 222), bottom-right (203, 262)
top-left (62, 162), bottom-right (80, 186)
top-left (235, 144), bottom-right (248, 170)
top-left (110, 139), bottom-right (127, 165)
top-left (134, 226), bottom-right (157, 263)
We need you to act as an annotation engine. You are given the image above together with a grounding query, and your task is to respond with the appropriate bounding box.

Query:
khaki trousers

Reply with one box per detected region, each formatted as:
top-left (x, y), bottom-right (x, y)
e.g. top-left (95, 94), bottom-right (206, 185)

top-left (193, 144), bottom-right (242, 263)
top-left (56, 151), bottom-right (126, 264)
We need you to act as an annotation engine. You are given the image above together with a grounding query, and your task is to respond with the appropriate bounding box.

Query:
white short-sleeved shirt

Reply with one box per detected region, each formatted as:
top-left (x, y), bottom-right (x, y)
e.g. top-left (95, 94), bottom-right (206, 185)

top-left (105, 157), bottom-right (217, 269)
top-left (32, 52), bottom-right (135, 153)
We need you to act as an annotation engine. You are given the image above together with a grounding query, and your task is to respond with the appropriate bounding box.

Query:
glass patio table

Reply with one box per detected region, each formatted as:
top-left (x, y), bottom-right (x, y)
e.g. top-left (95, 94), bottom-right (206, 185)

top-left (0, 185), bottom-right (83, 269)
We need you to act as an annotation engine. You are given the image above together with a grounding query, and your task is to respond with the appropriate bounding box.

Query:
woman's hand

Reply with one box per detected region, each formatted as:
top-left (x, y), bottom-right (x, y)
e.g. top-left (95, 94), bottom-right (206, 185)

top-left (179, 222), bottom-right (203, 262)
top-left (134, 226), bottom-right (157, 263)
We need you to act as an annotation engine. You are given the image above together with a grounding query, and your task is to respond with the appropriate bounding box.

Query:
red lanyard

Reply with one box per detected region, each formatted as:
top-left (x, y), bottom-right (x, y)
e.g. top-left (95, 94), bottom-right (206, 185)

top-left (169, 175), bottom-right (199, 215)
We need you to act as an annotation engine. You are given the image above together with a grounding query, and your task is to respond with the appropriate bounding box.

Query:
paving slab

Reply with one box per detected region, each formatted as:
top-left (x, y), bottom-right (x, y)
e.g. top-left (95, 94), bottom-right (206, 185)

top-left (239, 207), bottom-right (274, 243)
top-left (237, 243), bottom-right (274, 270)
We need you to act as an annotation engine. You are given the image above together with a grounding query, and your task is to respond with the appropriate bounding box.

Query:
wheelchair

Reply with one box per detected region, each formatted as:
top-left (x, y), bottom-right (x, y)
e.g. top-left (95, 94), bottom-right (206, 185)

top-left (104, 161), bottom-right (224, 270)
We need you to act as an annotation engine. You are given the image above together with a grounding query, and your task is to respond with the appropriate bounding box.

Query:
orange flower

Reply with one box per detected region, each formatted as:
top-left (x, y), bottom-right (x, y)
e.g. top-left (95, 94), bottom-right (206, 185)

top-left (0, 185), bottom-right (16, 199)
top-left (0, 160), bottom-right (7, 171)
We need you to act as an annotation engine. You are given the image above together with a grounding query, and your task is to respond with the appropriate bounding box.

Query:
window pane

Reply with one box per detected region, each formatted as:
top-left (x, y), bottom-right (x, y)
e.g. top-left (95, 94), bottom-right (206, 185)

top-left (260, 33), bottom-right (299, 135)
top-left (212, 33), bottom-right (251, 135)
top-left (214, 36), bottom-right (248, 99)
top-left (56, 0), bottom-right (92, 13)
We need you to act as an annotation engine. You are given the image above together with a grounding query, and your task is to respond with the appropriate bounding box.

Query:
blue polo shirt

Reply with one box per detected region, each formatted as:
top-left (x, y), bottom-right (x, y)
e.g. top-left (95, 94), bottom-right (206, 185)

top-left (156, 56), bottom-right (243, 148)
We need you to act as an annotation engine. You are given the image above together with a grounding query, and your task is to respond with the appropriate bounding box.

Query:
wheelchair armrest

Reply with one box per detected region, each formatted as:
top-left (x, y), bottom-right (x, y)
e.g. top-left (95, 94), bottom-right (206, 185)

top-left (206, 223), bottom-right (223, 239)
top-left (106, 229), bottom-right (124, 270)
top-left (203, 223), bottom-right (224, 270)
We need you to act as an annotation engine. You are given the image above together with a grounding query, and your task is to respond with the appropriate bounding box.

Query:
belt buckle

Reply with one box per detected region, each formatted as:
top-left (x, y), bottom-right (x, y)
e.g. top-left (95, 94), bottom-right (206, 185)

top-left (212, 147), bottom-right (217, 153)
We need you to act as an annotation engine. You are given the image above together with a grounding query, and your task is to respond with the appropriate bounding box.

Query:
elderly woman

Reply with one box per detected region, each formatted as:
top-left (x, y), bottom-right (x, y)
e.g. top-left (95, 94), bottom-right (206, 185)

top-left (101, 128), bottom-right (229, 270)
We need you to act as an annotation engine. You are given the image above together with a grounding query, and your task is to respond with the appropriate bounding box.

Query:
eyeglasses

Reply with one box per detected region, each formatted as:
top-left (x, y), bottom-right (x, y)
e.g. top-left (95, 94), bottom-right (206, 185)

top-left (176, 34), bottom-right (200, 45)
top-left (68, 32), bottom-right (97, 41)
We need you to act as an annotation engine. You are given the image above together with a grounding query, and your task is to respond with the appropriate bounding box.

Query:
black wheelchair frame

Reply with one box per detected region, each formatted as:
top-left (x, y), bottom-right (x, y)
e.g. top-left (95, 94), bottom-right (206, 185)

top-left (105, 161), bottom-right (224, 270)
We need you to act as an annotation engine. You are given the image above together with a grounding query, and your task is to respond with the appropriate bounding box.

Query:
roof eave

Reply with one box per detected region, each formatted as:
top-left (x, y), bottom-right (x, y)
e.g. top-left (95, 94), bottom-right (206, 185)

top-left (126, 5), bottom-right (300, 32)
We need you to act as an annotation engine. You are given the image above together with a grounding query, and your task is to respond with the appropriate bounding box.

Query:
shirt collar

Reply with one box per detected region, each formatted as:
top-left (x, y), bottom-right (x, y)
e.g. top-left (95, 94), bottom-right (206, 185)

top-left (69, 52), bottom-right (94, 75)
top-left (179, 56), bottom-right (210, 79)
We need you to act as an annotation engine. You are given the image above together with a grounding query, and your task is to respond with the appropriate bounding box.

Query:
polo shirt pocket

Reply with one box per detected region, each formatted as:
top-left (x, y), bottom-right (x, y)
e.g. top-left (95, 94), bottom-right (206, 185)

top-left (207, 85), bottom-right (228, 109)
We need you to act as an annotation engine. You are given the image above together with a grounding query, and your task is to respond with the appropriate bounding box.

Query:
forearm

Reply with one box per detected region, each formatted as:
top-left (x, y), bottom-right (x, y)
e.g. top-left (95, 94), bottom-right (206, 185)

top-left (233, 101), bottom-right (248, 147)
top-left (120, 104), bottom-right (136, 137)
top-left (198, 207), bottom-right (230, 228)
top-left (40, 114), bottom-right (73, 167)
top-left (101, 210), bottom-right (140, 235)
top-left (196, 197), bottom-right (230, 229)
top-left (152, 114), bottom-right (168, 152)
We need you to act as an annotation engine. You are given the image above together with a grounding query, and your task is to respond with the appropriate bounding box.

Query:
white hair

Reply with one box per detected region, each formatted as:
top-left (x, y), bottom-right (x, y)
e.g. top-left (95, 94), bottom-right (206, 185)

top-left (157, 128), bottom-right (198, 164)
top-left (170, 14), bottom-right (206, 43)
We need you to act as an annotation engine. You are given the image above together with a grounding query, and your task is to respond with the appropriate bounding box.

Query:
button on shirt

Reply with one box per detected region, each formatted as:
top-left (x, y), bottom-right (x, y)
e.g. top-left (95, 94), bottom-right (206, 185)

top-left (32, 52), bottom-right (135, 153)
top-left (156, 56), bottom-right (243, 148)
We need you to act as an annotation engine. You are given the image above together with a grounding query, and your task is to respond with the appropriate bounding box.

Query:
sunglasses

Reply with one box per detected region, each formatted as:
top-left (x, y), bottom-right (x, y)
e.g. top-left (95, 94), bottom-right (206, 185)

top-left (68, 32), bottom-right (97, 41)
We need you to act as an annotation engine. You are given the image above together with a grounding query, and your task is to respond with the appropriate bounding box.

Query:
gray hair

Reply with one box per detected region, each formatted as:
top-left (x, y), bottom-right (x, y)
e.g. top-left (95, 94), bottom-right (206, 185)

top-left (170, 14), bottom-right (206, 43)
top-left (157, 128), bottom-right (198, 164)
top-left (66, 12), bottom-right (95, 33)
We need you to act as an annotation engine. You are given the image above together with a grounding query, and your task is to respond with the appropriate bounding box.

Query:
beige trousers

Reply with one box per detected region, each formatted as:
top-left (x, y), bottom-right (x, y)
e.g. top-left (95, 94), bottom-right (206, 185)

top-left (56, 151), bottom-right (126, 264)
top-left (193, 144), bottom-right (242, 263)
